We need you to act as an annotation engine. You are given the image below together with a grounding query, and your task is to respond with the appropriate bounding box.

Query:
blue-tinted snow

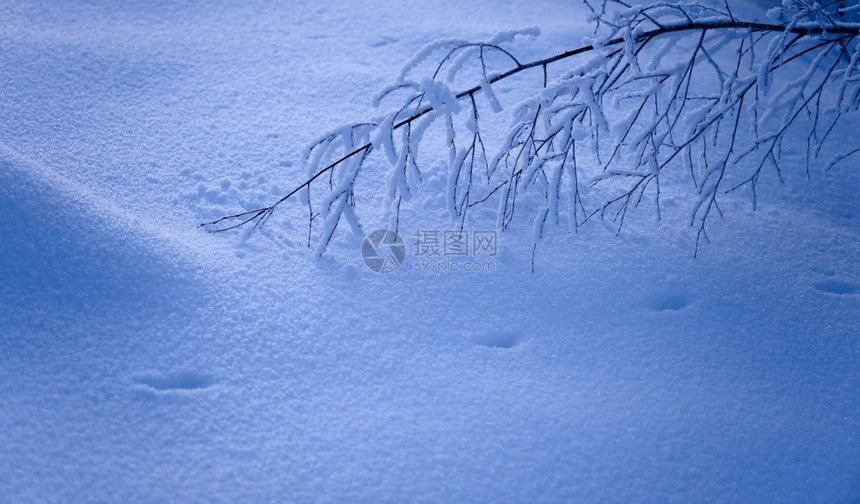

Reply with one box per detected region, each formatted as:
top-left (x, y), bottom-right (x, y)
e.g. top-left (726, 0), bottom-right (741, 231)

top-left (1, 1), bottom-right (858, 502)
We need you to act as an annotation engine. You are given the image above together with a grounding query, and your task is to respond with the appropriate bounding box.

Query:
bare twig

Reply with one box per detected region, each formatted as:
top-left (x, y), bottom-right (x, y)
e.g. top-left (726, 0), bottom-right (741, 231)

top-left (202, 1), bottom-right (860, 258)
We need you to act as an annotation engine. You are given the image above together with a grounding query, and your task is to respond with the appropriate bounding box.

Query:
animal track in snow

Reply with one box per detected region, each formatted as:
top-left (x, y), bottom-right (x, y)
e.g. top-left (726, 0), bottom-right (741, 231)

top-left (472, 332), bottom-right (518, 348)
top-left (370, 36), bottom-right (398, 48)
top-left (812, 279), bottom-right (859, 295)
top-left (641, 285), bottom-right (694, 312)
top-left (133, 371), bottom-right (213, 392)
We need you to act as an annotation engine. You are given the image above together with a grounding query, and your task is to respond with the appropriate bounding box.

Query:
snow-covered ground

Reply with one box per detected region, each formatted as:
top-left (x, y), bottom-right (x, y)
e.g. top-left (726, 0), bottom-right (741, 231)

top-left (1, 1), bottom-right (858, 502)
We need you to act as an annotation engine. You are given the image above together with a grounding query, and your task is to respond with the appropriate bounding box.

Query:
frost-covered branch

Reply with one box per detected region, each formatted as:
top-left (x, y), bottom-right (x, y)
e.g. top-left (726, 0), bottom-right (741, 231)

top-left (202, 0), bottom-right (860, 257)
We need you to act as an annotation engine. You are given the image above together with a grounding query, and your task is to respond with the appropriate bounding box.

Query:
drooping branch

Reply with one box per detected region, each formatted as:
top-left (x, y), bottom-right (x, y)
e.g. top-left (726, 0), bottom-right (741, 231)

top-left (201, 3), bottom-right (860, 257)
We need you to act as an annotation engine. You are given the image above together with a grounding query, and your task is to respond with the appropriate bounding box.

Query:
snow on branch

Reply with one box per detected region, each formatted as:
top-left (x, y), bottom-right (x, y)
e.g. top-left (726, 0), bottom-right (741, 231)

top-left (201, 0), bottom-right (860, 257)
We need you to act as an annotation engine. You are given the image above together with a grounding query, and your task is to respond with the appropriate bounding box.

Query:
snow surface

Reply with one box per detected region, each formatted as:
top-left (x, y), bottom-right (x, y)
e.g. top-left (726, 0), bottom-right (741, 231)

top-left (1, 1), bottom-right (859, 502)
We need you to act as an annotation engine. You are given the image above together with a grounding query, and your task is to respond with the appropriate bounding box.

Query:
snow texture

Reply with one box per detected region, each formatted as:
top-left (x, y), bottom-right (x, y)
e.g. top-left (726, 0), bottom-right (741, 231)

top-left (1, 1), bottom-right (859, 503)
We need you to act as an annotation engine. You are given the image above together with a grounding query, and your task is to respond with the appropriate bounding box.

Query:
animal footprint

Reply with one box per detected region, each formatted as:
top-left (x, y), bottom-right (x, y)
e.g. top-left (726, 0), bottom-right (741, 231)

top-left (133, 371), bottom-right (213, 392)
top-left (472, 332), bottom-right (518, 349)
top-left (812, 279), bottom-right (859, 295)
top-left (370, 36), bottom-right (399, 48)
top-left (641, 284), bottom-right (694, 312)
